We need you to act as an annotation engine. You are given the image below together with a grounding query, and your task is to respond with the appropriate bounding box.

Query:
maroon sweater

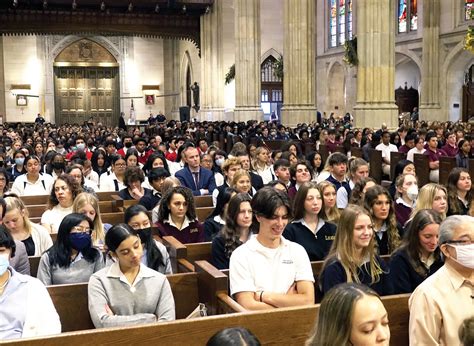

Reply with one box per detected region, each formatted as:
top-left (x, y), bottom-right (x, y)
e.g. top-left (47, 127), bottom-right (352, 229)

top-left (156, 219), bottom-right (205, 244)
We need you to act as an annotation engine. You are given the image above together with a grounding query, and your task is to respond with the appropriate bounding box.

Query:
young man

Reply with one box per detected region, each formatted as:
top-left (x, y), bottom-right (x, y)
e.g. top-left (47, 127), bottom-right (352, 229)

top-left (212, 157), bottom-right (242, 206)
top-left (229, 187), bottom-right (314, 310)
top-left (139, 167), bottom-right (170, 210)
top-left (325, 152), bottom-right (349, 191)
top-left (375, 131), bottom-right (398, 178)
top-left (398, 133), bottom-right (416, 154)
top-left (273, 159), bottom-right (291, 188)
top-left (409, 215), bottom-right (474, 346)
top-left (66, 136), bottom-right (92, 160)
top-left (134, 137), bottom-right (151, 165)
top-left (441, 131), bottom-right (459, 157)
top-left (423, 132), bottom-right (442, 183)
top-left (117, 135), bottom-right (134, 158)
top-left (175, 146), bottom-right (216, 196)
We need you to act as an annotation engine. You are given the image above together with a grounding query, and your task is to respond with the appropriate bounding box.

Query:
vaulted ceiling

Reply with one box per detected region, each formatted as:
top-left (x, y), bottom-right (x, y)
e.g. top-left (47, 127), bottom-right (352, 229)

top-left (0, 0), bottom-right (213, 49)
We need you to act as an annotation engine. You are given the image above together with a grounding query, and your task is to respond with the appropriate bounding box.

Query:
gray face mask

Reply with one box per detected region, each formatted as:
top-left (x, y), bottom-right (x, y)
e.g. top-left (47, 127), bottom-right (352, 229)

top-left (56, 147), bottom-right (66, 155)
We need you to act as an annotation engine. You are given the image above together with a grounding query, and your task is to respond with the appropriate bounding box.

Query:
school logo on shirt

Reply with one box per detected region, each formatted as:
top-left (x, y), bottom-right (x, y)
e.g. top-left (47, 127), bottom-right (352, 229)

top-left (190, 228), bottom-right (199, 233)
top-left (325, 235), bottom-right (335, 241)
top-left (282, 260), bottom-right (294, 264)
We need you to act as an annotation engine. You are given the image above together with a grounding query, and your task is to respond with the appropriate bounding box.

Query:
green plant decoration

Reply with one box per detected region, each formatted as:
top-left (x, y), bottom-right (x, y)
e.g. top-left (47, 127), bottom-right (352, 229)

top-left (273, 57), bottom-right (283, 80)
top-left (225, 64), bottom-right (235, 85)
top-left (343, 37), bottom-right (358, 66)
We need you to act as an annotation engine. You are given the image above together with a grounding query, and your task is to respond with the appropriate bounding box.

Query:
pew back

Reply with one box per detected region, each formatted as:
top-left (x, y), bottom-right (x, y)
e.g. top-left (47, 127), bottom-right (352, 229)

top-left (439, 156), bottom-right (456, 186)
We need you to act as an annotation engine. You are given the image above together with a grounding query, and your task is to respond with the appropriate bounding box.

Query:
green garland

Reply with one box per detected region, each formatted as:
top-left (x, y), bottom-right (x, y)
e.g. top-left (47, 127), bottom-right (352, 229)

top-left (225, 64), bottom-right (235, 85)
top-left (273, 57), bottom-right (283, 80)
top-left (343, 37), bottom-right (358, 66)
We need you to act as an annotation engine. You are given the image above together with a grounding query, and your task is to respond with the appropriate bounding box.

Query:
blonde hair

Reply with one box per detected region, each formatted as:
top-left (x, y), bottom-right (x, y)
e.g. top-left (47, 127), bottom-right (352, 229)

top-left (4, 195), bottom-right (34, 236)
top-left (72, 192), bottom-right (105, 246)
top-left (411, 183), bottom-right (447, 219)
top-left (322, 205), bottom-right (383, 286)
top-left (161, 176), bottom-right (181, 197)
top-left (222, 157), bottom-right (242, 173)
top-left (231, 169), bottom-right (251, 190)
top-left (318, 181), bottom-right (341, 223)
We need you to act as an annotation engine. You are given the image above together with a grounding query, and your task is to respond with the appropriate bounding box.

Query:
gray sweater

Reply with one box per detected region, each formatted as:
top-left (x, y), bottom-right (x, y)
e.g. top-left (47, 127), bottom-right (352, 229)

top-left (37, 251), bottom-right (105, 285)
top-left (88, 262), bottom-right (175, 329)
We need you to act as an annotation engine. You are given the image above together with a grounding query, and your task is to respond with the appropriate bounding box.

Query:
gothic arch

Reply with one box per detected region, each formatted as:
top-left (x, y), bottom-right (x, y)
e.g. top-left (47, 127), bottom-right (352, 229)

top-left (395, 53), bottom-right (421, 90)
top-left (395, 49), bottom-right (422, 71)
top-left (327, 61), bottom-right (346, 113)
top-left (180, 50), bottom-right (194, 107)
top-left (261, 48), bottom-right (282, 64)
top-left (49, 35), bottom-right (121, 63)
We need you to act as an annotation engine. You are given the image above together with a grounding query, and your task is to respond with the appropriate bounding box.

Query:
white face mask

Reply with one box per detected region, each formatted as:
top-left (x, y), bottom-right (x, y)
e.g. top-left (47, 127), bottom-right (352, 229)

top-left (450, 244), bottom-right (474, 269)
top-left (215, 158), bottom-right (224, 167)
top-left (406, 185), bottom-right (418, 201)
top-left (0, 253), bottom-right (9, 276)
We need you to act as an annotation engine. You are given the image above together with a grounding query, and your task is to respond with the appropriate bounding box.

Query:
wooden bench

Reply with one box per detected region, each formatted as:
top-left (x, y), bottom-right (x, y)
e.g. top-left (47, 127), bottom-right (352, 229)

top-left (194, 195), bottom-right (213, 208)
top-left (196, 206), bottom-right (214, 222)
top-left (20, 195), bottom-right (50, 206)
top-left (319, 144), bottom-right (329, 165)
top-left (469, 159), bottom-right (474, 183)
top-left (439, 156), bottom-right (456, 186)
top-left (43, 260), bottom-right (237, 333)
top-left (26, 200), bottom-right (120, 218)
top-left (413, 153), bottom-right (430, 187)
top-left (369, 149), bottom-right (383, 184)
top-left (163, 236), bottom-right (212, 273)
top-left (7, 294), bottom-right (410, 346)
top-left (390, 152), bottom-right (407, 181)
top-left (351, 147), bottom-right (363, 158)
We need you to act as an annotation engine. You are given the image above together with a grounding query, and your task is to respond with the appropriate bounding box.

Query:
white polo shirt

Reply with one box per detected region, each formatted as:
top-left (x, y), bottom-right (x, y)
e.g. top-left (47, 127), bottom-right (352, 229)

top-left (11, 173), bottom-right (54, 196)
top-left (375, 142), bottom-right (398, 163)
top-left (229, 235), bottom-right (314, 296)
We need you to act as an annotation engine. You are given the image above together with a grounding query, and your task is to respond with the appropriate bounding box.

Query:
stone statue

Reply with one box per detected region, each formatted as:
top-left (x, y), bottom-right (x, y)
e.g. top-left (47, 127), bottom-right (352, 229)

top-left (190, 82), bottom-right (200, 111)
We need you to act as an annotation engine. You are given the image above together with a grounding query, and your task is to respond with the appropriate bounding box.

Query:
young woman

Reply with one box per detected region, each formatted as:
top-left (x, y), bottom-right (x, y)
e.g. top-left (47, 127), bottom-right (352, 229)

top-left (306, 151), bottom-right (323, 181)
top-left (390, 209), bottom-right (443, 294)
top-left (9, 150), bottom-right (26, 181)
top-left (124, 205), bottom-right (172, 274)
top-left (99, 155), bottom-right (127, 192)
top-left (11, 155), bottom-right (54, 196)
top-left (155, 186), bottom-right (205, 243)
top-left (283, 182), bottom-right (336, 261)
top-left (48, 153), bottom-right (66, 178)
top-left (394, 173), bottom-right (418, 227)
top-left (287, 160), bottom-right (312, 199)
top-left (211, 193), bottom-right (253, 269)
top-left (388, 159), bottom-right (416, 199)
top-left (337, 158), bottom-right (369, 209)
top-left (143, 152), bottom-right (170, 177)
top-left (41, 174), bottom-right (83, 233)
top-left (411, 183), bottom-right (447, 220)
top-left (318, 181), bottom-right (340, 224)
top-left (251, 147), bottom-right (274, 184)
top-left (455, 139), bottom-right (472, 169)
top-left (363, 185), bottom-right (402, 255)
top-left (447, 168), bottom-right (472, 216)
top-left (4, 195), bottom-right (53, 256)
top-left (319, 205), bottom-right (392, 297)
top-left (306, 283), bottom-right (390, 346)
top-left (0, 168), bottom-right (10, 197)
top-left (34, 142), bottom-right (44, 161)
top-left (119, 166), bottom-right (151, 201)
top-left (348, 177), bottom-right (377, 207)
top-left (204, 187), bottom-right (237, 241)
top-left (91, 149), bottom-right (109, 177)
top-left (72, 192), bottom-right (110, 250)
top-left (125, 149), bottom-right (140, 168)
top-left (37, 213), bottom-right (104, 285)
top-left (230, 169), bottom-right (254, 196)
top-left (88, 223), bottom-right (175, 328)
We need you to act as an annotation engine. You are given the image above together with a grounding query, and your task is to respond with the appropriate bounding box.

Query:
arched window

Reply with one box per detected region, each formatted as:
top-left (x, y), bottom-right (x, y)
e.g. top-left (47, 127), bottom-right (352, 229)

top-left (398, 0), bottom-right (418, 33)
top-left (329, 0), bottom-right (353, 48)
top-left (466, 0), bottom-right (474, 21)
top-left (261, 56), bottom-right (283, 117)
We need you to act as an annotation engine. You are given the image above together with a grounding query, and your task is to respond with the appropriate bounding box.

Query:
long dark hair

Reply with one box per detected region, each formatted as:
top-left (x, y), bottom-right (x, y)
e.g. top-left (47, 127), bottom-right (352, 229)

top-left (209, 187), bottom-right (237, 219)
top-left (105, 223), bottom-right (137, 252)
top-left (157, 186), bottom-right (197, 222)
top-left (220, 193), bottom-right (252, 258)
top-left (399, 209), bottom-right (442, 276)
top-left (124, 204), bottom-right (165, 271)
top-left (91, 149), bottom-right (110, 175)
top-left (47, 213), bottom-right (99, 268)
top-left (447, 167), bottom-right (473, 215)
top-left (143, 152), bottom-right (170, 176)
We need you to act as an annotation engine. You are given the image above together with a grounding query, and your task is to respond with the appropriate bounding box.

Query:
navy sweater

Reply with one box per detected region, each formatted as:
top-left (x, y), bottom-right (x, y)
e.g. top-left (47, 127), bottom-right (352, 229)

top-left (283, 221), bottom-right (336, 261)
top-left (320, 255), bottom-right (393, 297)
top-left (389, 247), bottom-right (443, 294)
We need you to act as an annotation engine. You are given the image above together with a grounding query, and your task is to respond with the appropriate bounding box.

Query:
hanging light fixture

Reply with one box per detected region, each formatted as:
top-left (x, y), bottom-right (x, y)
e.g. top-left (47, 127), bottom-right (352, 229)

top-left (72, 0), bottom-right (77, 10)
top-left (128, 2), bottom-right (133, 12)
top-left (154, 4), bottom-right (160, 13)
top-left (182, 5), bottom-right (186, 13)
top-left (100, 1), bottom-right (105, 11)
top-left (12, 0), bottom-right (18, 8)
top-left (43, 0), bottom-right (48, 9)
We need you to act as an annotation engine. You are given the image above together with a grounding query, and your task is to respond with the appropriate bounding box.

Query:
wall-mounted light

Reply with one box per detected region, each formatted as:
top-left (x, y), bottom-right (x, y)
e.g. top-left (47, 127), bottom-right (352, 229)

top-left (100, 1), bottom-right (105, 11)
top-left (12, 0), bottom-right (18, 8)
top-left (154, 4), bottom-right (159, 13)
top-left (205, 6), bottom-right (210, 14)
top-left (128, 2), bottom-right (133, 12)
top-left (43, 0), bottom-right (47, 9)
top-left (182, 5), bottom-right (186, 13)
top-left (72, 0), bottom-right (77, 10)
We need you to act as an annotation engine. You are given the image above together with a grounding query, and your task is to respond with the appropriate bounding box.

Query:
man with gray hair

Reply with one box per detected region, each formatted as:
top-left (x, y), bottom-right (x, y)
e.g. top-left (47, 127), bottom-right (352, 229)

top-left (408, 215), bottom-right (474, 346)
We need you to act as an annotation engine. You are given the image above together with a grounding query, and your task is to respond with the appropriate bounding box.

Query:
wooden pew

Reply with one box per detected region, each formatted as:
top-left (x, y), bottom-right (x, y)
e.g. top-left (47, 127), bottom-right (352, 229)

top-left (101, 212), bottom-right (125, 225)
top-left (44, 260), bottom-right (236, 333)
top-left (369, 149), bottom-right (383, 184)
top-left (390, 152), bottom-right (407, 181)
top-left (163, 236), bottom-right (212, 273)
top-left (196, 206), bottom-right (214, 222)
top-left (319, 144), bottom-right (329, 165)
top-left (469, 159), bottom-right (474, 183)
top-left (351, 147), bottom-right (363, 158)
top-left (9, 294), bottom-right (410, 346)
top-left (439, 156), bottom-right (456, 186)
top-left (26, 200), bottom-right (120, 218)
top-left (413, 153), bottom-right (430, 186)
top-left (194, 195), bottom-right (213, 208)
top-left (28, 256), bottom-right (41, 278)
top-left (20, 195), bottom-right (49, 206)
top-left (96, 191), bottom-right (120, 201)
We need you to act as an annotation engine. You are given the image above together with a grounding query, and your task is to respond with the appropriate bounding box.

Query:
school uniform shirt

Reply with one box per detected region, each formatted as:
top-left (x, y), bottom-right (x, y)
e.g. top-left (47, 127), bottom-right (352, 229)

top-left (140, 240), bottom-right (173, 275)
top-left (138, 189), bottom-right (162, 210)
top-left (389, 247), bottom-right (443, 294)
top-left (41, 205), bottom-right (73, 234)
top-left (229, 236), bottom-right (314, 296)
top-left (11, 173), bottom-right (54, 196)
top-left (283, 218), bottom-right (336, 261)
top-left (118, 187), bottom-right (152, 201)
top-left (99, 172), bottom-right (126, 192)
top-left (211, 233), bottom-right (238, 270)
top-left (0, 267), bottom-right (61, 340)
top-left (326, 174), bottom-right (349, 192)
top-left (156, 215), bottom-right (205, 244)
top-left (204, 215), bottom-right (225, 241)
top-left (320, 255), bottom-right (393, 298)
top-left (88, 262), bottom-right (175, 329)
top-left (394, 198), bottom-right (413, 227)
top-left (37, 251), bottom-right (105, 286)
top-left (336, 180), bottom-right (355, 208)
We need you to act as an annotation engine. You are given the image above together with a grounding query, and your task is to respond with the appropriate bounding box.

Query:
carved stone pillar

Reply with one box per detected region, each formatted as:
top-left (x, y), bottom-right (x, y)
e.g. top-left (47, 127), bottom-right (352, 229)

top-left (200, 0), bottom-right (225, 121)
top-left (0, 37), bottom-right (6, 121)
top-left (163, 39), bottom-right (180, 119)
top-left (281, 0), bottom-right (316, 126)
top-left (354, 0), bottom-right (398, 128)
top-left (234, 0), bottom-right (262, 122)
top-left (419, 0), bottom-right (442, 121)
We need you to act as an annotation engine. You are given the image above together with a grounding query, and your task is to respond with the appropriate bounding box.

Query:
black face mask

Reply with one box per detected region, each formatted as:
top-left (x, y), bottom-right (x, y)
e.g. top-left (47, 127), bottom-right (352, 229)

top-left (134, 227), bottom-right (152, 244)
top-left (0, 161), bottom-right (4, 167)
top-left (124, 142), bottom-right (132, 149)
top-left (52, 162), bottom-right (65, 170)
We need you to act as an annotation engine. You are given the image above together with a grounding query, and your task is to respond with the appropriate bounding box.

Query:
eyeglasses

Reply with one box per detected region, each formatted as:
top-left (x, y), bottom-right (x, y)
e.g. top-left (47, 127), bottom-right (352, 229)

top-left (71, 226), bottom-right (91, 234)
top-left (443, 240), bottom-right (473, 246)
top-left (115, 163), bottom-right (126, 167)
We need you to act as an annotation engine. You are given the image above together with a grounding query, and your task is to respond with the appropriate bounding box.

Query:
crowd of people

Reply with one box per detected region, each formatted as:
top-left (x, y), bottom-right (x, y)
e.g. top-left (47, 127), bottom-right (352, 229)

top-left (0, 115), bottom-right (473, 345)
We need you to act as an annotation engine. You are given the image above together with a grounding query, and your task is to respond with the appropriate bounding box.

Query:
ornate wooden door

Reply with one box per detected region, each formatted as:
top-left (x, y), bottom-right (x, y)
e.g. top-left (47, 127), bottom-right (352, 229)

top-left (54, 66), bottom-right (119, 126)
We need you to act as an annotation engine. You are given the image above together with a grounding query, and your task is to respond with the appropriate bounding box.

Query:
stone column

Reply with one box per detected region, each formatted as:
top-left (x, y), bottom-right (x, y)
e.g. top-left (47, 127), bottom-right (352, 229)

top-left (200, 0), bottom-right (225, 121)
top-left (419, 0), bottom-right (442, 121)
top-left (163, 39), bottom-right (180, 119)
top-left (234, 0), bottom-right (262, 122)
top-left (353, 0), bottom-right (398, 128)
top-left (0, 36), bottom-right (6, 122)
top-left (281, 0), bottom-right (316, 126)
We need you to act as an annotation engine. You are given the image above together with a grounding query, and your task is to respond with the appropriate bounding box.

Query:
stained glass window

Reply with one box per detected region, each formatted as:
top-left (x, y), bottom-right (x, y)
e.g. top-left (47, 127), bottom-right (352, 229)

top-left (466, 0), bottom-right (474, 21)
top-left (329, 0), bottom-right (352, 48)
top-left (398, 0), bottom-right (417, 33)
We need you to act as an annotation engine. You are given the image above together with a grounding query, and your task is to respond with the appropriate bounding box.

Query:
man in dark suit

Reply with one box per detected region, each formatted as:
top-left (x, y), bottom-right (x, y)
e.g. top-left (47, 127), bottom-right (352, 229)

top-left (175, 146), bottom-right (216, 196)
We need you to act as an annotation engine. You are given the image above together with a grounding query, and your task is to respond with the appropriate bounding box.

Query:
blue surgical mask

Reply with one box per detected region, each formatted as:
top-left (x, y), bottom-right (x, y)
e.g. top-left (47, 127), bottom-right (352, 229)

top-left (69, 233), bottom-right (92, 252)
top-left (15, 158), bottom-right (24, 166)
top-left (0, 254), bottom-right (9, 276)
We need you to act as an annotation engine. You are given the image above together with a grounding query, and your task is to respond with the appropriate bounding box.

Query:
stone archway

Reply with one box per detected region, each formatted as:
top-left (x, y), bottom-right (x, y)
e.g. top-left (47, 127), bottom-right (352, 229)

top-left (327, 62), bottom-right (346, 115)
top-left (52, 38), bottom-right (120, 126)
top-left (180, 51), bottom-right (194, 110)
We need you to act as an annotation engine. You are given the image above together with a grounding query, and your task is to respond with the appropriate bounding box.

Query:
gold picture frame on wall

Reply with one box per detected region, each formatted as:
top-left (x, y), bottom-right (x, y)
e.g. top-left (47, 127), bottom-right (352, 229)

top-left (16, 95), bottom-right (27, 106)
top-left (145, 94), bottom-right (155, 105)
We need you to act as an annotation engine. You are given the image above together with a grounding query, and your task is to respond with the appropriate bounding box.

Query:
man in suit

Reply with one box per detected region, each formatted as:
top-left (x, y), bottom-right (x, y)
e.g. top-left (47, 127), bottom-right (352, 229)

top-left (175, 146), bottom-right (216, 196)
